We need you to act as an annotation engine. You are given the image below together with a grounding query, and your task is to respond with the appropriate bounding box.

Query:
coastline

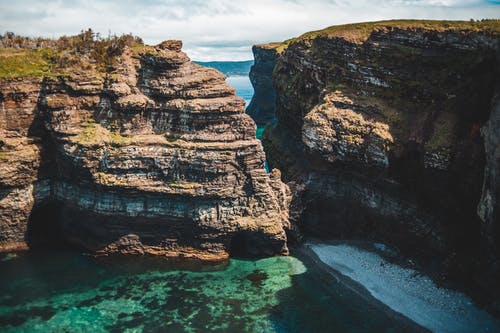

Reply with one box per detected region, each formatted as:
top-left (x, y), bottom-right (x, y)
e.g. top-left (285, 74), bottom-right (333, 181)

top-left (295, 244), bottom-right (430, 333)
top-left (300, 240), bottom-right (500, 333)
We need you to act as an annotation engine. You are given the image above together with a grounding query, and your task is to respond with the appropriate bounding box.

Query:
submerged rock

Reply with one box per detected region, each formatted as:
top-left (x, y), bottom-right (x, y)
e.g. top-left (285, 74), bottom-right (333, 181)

top-left (0, 35), bottom-right (290, 260)
top-left (246, 269), bottom-right (269, 287)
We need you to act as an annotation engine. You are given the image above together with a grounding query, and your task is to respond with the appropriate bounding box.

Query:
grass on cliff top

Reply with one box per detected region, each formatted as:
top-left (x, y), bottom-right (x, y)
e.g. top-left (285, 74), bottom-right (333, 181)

top-left (0, 48), bottom-right (59, 78)
top-left (264, 19), bottom-right (500, 52)
top-left (254, 41), bottom-right (292, 55)
top-left (130, 44), bottom-right (162, 56)
top-left (0, 29), bottom-right (144, 79)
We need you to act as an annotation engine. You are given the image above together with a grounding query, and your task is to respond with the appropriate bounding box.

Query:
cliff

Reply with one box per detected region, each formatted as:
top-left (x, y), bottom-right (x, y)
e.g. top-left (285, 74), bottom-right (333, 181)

top-left (0, 33), bottom-right (290, 260)
top-left (254, 20), bottom-right (500, 311)
top-left (246, 44), bottom-right (280, 125)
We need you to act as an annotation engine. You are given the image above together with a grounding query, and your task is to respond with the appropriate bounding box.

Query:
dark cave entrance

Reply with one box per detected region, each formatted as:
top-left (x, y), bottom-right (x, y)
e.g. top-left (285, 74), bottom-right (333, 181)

top-left (229, 232), bottom-right (250, 258)
top-left (26, 201), bottom-right (68, 249)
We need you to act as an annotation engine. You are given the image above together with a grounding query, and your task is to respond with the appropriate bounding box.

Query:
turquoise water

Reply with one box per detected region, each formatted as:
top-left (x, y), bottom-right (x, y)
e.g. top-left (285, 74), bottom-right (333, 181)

top-left (226, 75), bottom-right (254, 108)
top-left (0, 76), bottom-right (423, 333)
top-left (256, 125), bottom-right (265, 140)
top-left (0, 250), bottom-right (424, 332)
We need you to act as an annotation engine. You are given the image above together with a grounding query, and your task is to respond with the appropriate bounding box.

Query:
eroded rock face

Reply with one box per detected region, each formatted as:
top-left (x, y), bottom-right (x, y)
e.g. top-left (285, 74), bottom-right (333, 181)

top-left (0, 41), bottom-right (289, 260)
top-left (302, 91), bottom-right (394, 168)
top-left (479, 86), bottom-right (500, 254)
top-left (246, 44), bottom-right (279, 125)
top-left (259, 21), bottom-right (500, 310)
top-left (0, 78), bottom-right (48, 252)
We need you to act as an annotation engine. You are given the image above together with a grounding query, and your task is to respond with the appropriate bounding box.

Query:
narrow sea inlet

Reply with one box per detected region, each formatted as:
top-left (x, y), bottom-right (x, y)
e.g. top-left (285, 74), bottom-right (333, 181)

top-left (0, 250), bottom-right (426, 332)
top-left (226, 74), bottom-right (265, 139)
top-left (226, 75), bottom-right (254, 107)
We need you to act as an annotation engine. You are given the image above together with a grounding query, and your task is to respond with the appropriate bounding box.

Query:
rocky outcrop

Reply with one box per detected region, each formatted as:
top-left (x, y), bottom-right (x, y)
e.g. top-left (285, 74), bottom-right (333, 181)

top-left (0, 77), bottom-right (48, 252)
top-left (477, 85), bottom-right (500, 303)
top-left (246, 44), bottom-right (279, 125)
top-left (257, 20), bottom-right (500, 310)
top-left (0, 38), bottom-right (290, 260)
top-left (479, 86), bottom-right (500, 248)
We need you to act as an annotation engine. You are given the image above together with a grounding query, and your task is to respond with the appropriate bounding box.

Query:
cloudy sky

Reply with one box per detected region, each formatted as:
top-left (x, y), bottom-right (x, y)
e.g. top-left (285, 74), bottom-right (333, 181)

top-left (0, 0), bottom-right (499, 61)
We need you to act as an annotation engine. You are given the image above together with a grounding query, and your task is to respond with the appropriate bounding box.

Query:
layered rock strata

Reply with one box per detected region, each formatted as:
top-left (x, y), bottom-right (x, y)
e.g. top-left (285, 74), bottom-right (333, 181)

top-left (256, 20), bottom-right (500, 309)
top-left (0, 39), bottom-right (290, 260)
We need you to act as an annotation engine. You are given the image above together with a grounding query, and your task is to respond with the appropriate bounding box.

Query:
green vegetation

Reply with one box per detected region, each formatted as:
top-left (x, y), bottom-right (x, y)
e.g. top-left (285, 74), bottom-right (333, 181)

top-left (77, 119), bottom-right (100, 145)
top-left (0, 48), bottom-right (58, 78)
top-left (263, 19), bottom-right (500, 54)
top-left (299, 19), bottom-right (500, 42)
top-left (0, 29), bottom-right (144, 78)
top-left (130, 44), bottom-right (161, 57)
top-left (256, 40), bottom-right (294, 55)
top-left (76, 119), bottom-right (131, 147)
top-left (425, 112), bottom-right (458, 151)
top-left (95, 172), bottom-right (128, 186)
top-left (108, 131), bottom-right (129, 147)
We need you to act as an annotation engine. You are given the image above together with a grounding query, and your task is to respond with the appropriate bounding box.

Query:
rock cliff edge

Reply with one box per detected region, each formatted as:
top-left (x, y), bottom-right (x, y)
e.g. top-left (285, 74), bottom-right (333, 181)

top-left (0, 33), bottom-right (289, 260)
top-left (252, 20), bottom-right (500, 312)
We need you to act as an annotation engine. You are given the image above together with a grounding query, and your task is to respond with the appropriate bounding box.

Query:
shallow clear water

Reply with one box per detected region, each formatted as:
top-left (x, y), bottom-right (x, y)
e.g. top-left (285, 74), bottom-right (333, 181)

top-left (0, 250), bottom-right (425, 332)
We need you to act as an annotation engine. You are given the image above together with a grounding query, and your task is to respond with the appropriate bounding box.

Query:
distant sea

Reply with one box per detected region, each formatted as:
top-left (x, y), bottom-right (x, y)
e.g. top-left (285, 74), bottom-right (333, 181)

top-left (226, 75), bottom-right (254, 108)
top-left (195, 60), bottom-right (253, 76)
top-left (195, 60), bottom-right (255, 109)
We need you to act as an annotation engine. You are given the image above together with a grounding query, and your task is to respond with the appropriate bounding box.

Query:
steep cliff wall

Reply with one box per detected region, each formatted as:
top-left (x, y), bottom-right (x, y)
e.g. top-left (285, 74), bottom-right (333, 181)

top-left (246, 44), bottom-right (279, 125)
top-left (258, 20), bottom-right (500, 309)
top-left (0, 37), bottom-right (290, 260)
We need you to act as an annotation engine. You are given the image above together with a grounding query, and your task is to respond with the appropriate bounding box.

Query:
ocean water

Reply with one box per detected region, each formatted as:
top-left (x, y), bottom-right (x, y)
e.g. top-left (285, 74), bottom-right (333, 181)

top-left (226, 75), bottom-right (266, 140)
top-left (0, 250), bottom-right (426, 332)
top-left (226, 75), bottom-right (254, 107)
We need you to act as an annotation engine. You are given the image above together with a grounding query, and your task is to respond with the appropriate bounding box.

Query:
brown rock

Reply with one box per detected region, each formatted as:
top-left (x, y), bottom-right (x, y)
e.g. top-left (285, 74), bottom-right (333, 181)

top-left (0, 38), bottom-right (290, 260)
top-left (158, 40), bottom-right (183, 51)
top-left (258, 20), bottom-right (500, 313)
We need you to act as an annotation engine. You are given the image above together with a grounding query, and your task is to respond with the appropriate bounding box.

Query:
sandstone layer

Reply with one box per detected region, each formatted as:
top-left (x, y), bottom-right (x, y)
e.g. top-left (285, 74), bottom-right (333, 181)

top-left (0, 36), bottom-right (289, 260)
top-left (254, 20), bottom-right (500, 311)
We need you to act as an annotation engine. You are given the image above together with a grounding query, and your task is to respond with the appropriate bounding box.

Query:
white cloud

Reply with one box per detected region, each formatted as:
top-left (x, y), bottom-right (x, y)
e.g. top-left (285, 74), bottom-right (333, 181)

top-left (0, 0), bottom-right (498, 60)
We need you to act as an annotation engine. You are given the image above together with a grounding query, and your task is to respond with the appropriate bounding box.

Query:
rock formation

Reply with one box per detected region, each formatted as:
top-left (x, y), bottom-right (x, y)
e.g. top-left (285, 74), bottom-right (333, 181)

top-left (246, 44), bottom-right (280, 125)
top-left (253, 20), bottom-right (500, 311)
top-left (0, 35), bottom-right (290, 260)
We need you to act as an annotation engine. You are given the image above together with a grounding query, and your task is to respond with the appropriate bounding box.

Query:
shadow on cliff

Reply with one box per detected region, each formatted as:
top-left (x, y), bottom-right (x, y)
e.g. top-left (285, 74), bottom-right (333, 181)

top-left (25, 201), bottom-right (74, 250)
top-left (23, 77), bottom-right (69, 250)
top-left (258, 28), bottom-right (500, 315)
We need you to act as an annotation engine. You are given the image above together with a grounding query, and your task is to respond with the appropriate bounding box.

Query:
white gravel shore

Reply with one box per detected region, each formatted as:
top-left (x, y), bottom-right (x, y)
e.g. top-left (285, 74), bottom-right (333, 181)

top-left (306, 241), bottom-right (500, 333)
